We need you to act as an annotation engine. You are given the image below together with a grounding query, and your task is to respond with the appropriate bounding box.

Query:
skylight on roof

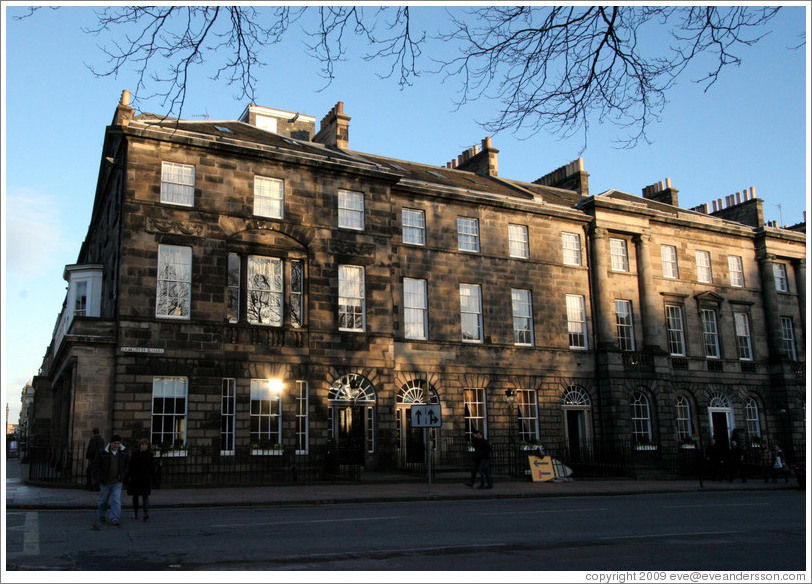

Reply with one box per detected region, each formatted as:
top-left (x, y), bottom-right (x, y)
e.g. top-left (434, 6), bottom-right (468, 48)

top-left (214, 125), bottom-right (233, 133)
top-left (390, 163), bottom-right (407, 171)
top-left (427, 170), bottom-right (444, 178)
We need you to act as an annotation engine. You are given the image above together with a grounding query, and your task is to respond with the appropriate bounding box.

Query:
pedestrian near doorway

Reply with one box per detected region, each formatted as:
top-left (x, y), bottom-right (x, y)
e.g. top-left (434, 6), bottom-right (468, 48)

top-left (85, 428), bottom-right (104, 491)
top-left (93, 434), bottom-right (130, 526)
top-left (468, 429), bottom-right (493, 489)
top-left (128, 439), bottom-right (155, 521)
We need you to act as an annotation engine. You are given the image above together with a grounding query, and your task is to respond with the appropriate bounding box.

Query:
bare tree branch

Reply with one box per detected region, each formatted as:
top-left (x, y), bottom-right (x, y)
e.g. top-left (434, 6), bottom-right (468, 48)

top-left (19, 6), bottom-right (790, 147)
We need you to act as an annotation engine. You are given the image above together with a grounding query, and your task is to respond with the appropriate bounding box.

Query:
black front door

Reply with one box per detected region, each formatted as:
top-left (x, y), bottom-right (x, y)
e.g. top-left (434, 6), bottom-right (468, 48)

top-left (338, 406), bottom-right (365, 465)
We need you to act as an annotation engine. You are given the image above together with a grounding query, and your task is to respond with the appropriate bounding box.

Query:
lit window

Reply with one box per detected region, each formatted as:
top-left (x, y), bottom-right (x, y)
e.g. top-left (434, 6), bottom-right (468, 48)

top-left (404, 278), bottom-right (428, 340)
top-left (516, 389), bottom-right (539, 443)
top-left (728, 255), bottom-right (744, 287)
top-left (457, 217), bottom-right (480, 252)
top-left (250, 379), bottom-right (282, 452)
top-left (745, 398), bottom-right (761, 443)
top-left (247, 256), bottom-right (283, 326)
top-left (512, 289), bottom-right (534, 346)
top-left (566, 294), bottom-right (588, 349)
top-left (254, 176), bottom-right (284, 219)
top-left (773, 263), bottom-right (789, 292)
top-left (661, 245), bottom-right (678, 279)
top-left (562, 232), bottom-right (582, 266)
top-left (464, 388), bottom-right (487, 440)
top-left (459, 284), bottom-right (483, 342)
top-left (338, 190), bottom-right (365, 230)
top-left (402, 209), bottom-right (426, 245)
top-left (615, 299), bottom-right (635, 351)
top-left (338, 265), bottom-right (365, 331)
top-left (609, 238), bottom-right (629, 272)
top-left (696, 250), bottom-right (712, 283)
top-left (161, 161), bottom-right (195, 206)
top-left (734, 312), bottom-right (753, 360)
top-left (700, 308), bottom-right (720, 358)
top-left (156, 245), bottom-right (192, 319)
top-left (151, 377), bottom-right (188, 450)
top-left (508, 224), bottom-right (530, 259)
top-left (665, 304), bottom-right (686, 356)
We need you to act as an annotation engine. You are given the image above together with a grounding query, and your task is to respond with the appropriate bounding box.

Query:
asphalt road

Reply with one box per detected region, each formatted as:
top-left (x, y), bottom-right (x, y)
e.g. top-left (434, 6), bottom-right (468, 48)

top-left (5, 489), bottom-right (806, 572)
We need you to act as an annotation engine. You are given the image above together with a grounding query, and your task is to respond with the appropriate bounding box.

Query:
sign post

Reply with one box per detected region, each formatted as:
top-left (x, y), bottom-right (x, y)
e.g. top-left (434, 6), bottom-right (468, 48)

top-left (410, 404), bottom-right (442, 494)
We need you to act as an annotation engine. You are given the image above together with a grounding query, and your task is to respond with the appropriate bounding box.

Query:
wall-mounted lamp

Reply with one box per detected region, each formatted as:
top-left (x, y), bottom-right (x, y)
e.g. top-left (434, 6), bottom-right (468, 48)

top-left (504, 388), bottom-right (516, 403)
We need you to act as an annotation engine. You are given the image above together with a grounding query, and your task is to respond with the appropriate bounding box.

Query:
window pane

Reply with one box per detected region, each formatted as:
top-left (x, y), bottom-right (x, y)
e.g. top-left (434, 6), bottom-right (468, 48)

top-left (666, 305), bottom-right (686, 356)
top-left (562, 233), bottom-right (582, 266)
top-left (161, 162), bottom-right (195, 206)
top-left (152, 377), bottom-right (188, 448)
top-left (339, 265), bottom-right (365, 331)
top-left (728, 255), bottom-right (744, 287)
top-left (338, 190), bottom-right (364, 230)
top-left (610, 238), bottom-right (629, 272)
top-left (566, 294), bottom-right (587, 349)
top-left (254, 176), bottom-right (284, 219)
top-left (460, 284), bottom-right (482, 342)
top-left (661, 245), bottom-right (678, 279)
top-left (615, 299), bottom-right (635, 351)
top-left (247, 256), bottom-right (283, 325)
top-left (511, 288), bottom-right (533, 345)
top-left (404, 278), bottom-right (428, 340)
top-left (402, 209), bottom-right (426, 245)
top-left (457, 217), bottom-right (480, 252)
top-left (156, 245), bottom-right (192, 318)
top-left (696, 250), bottom-right (712, 283)
top-left (734, 312), bottom-right (753, 360)
top-left (508, 224), bottom-right (529, 259)
top-left (700, 309), bottom-right (720, 358)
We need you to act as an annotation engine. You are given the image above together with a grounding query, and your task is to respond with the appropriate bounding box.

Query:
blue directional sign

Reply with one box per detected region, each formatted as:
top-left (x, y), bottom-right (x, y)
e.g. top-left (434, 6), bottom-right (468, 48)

top-left (410, 404), bottom-right (442, 428)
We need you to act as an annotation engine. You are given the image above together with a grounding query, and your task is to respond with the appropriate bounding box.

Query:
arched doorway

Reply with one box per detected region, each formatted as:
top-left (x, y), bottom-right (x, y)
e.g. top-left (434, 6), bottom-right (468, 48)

top-left (562, 386), bottom-right (592, 462)
top-left (708, 392), bottom-right (734, 449)
top-left (396, 379), bottom-right (440, 467)
top-left (328, 373), bottom-right (376, 465)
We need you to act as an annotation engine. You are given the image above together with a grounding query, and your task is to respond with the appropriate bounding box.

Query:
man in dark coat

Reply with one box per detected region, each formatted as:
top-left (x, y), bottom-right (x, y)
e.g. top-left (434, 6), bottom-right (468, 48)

top-left (85, 428), bottom-right (104, 490)
top-left (93, 434), bottom-right (130, 526)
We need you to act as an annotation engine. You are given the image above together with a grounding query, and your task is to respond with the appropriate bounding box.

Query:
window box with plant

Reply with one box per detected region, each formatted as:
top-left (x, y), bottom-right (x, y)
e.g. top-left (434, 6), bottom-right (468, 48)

top-left (634, 441), bottom-right (658, 451)
top-left (251, 439), bottom-right (283, 455)
top-left (153, 442), bottom-right (188, 457)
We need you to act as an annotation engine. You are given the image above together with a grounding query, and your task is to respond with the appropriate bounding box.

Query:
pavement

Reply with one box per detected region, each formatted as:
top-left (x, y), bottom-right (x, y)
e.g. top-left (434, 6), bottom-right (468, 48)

top-left (4, 457), bottom-right (801, 511)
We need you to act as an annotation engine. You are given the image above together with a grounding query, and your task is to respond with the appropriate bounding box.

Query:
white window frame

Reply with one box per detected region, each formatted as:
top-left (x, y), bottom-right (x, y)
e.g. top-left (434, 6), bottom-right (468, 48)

top-left (734, 312), bottom-right (753, 360)
top-left (511, 288), bottom-right (534, 346)
top-left (773, 262), bottom-right (789, 292)
top-left (675, 395), bottom-right (693, 444)
top-left (250, 379), bottom-right (282, 453)
top-left (338, 265), bottom-right (366, 332)
top-left (290, 260), bottom-right (304, 328)
top-left (700, 308), bottom-right (720, 359)
top-left (227, 253), bottom-right (240, 323)
top-left (151, 376), bottom-right (188, 452)
top-left (516, 389), bottom-right (539, 443)
top-left (780, 316), bottom-right (797, 360)
top-left (609, 238), bottom-right (629, 272)
top-left (338, 189), bottom-right (364, 230)
top-left (695, 250), bottom-right (713, 283)
top-left (156, 245), bottom-right (192, 319)
top-left (745, 398), bottom-right (762, 443)
top-left (247, 256), bottom-right (283, 326)
top-left (74, 281), bottom-right (88, 316)
top-left (661, 244), bottom-right (679, 279)
top-left (220, 378), bottom-right (236, 455)
top-left (402, 208), bottom-right (426, 246)
top-left (508, 224), bottom-right (530, 259)
top-left (403, 277), bottom-right (428, 340)
top-left (562, 232), bottom-right (582, 266)
top-left (254, 176), bottom-right (284, 219)
top-left (457, 217), bottom-right (480, 253)
top-left (295, 381), bottom-right (309, 455)
top-left (566, 294), bottom-right (588, 350)
top-left (614, 299), bottom-right (636, 351)
top-left (728, 255), bottom-right (744, 287)
top-left (459, 284), bottom-right (483, 342)
top-left (161, 161), bottom-right (195, 206)
top-left (464, 388), bottom-right (487, 440)
top-left (631, 392), bottom-right (653, 444)
top-left (665, 304), bottom-right (686, 356)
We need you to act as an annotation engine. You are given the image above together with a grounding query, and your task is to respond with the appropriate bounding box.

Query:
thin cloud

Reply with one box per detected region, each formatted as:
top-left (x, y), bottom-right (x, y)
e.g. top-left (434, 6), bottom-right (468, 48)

top-left (5, 188), bottom-right (70, 279)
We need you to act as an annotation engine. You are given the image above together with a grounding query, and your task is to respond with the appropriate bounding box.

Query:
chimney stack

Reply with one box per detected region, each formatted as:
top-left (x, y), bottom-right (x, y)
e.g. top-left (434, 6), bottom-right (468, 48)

top-left (533, 158), bottom-right (589, 195)
top-left (446, 137), bottom-right (499, 176)
top-left (313, 101), bottom-right (351, 149)
top-left (112, 89), bottom-right (134, 127)
top-left (641, 177), bottom-right (679, 207)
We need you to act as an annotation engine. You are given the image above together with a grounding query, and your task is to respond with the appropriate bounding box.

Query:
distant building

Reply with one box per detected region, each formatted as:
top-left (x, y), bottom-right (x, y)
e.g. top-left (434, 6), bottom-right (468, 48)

top-left (30, 91), bottom-right (806, 486)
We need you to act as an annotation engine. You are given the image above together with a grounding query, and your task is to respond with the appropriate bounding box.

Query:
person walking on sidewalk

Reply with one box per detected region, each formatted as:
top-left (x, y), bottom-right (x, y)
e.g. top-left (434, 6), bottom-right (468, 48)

top-left (128, 439), bottom-right (155, 521)
top-left (471, 429), bottom-right (493, 489)
top-left (84, 428), bottom-right (104, 491)
top-left (93, 434), bottom-right (130, 526)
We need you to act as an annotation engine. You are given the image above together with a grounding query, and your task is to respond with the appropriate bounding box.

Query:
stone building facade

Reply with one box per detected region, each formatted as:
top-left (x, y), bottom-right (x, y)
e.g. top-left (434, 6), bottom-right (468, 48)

top-left (31, 91), bottom-right (806, 485)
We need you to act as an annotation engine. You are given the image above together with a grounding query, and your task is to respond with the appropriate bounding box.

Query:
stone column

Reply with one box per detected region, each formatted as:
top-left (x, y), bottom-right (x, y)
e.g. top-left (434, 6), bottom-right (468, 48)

top-left (792, 258), bottom-right (806, 337)
top-left (633, 234), bottom-right (662, 352)
top-left (588, 226), bottom-right (615, 350)
top-left (756, 253), bottom-right (785, 362)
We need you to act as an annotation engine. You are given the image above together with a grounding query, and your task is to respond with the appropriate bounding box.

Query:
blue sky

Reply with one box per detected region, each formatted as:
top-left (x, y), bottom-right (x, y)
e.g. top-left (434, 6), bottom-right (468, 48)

top-left (2, 5), bottom-right (809, 423)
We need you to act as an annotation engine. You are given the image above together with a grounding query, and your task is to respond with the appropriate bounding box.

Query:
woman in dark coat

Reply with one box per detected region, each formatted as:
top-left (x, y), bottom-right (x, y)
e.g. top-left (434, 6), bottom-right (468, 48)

top-left (127, 438), bottom-right (155, 521)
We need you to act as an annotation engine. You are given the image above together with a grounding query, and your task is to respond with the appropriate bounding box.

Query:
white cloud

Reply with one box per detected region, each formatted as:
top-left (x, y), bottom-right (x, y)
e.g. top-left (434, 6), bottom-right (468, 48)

top-left (4, 187), bottom-right (69, 279)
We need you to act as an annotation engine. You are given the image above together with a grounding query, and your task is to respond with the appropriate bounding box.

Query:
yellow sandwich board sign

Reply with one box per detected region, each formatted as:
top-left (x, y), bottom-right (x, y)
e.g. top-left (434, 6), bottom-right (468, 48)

top-left (528, 455), bottom-right (555, 482)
